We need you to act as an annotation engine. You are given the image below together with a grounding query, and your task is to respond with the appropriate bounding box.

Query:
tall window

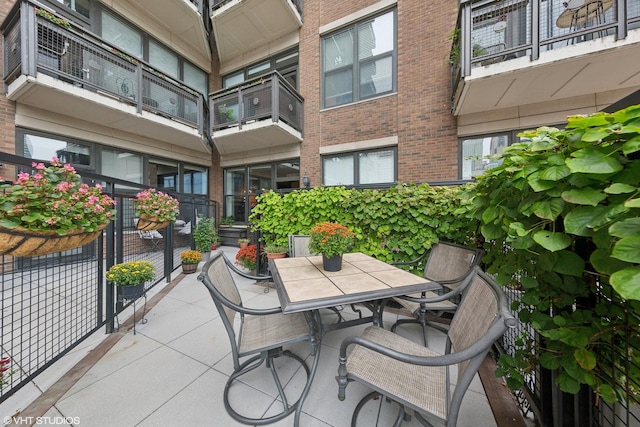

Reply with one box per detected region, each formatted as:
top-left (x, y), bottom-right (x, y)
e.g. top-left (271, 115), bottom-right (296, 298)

top-left (322, 9), bottom-right (396, 108)
top-left (322, 148), bottom-right (396, 186)
top-left (223, 161), bottom-right (300, 222)
top-left (222, 49), bottom-right (298, 89)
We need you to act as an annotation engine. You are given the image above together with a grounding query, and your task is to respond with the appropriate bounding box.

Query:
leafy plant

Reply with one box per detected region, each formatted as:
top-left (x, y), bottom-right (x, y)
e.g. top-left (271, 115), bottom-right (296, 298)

top-left (236, 244), bottom-right (258, 270)
top-left (469, 105), bottom-right (640, 403)
top-left (180, 250), bottom-right (202, 265)
top-left (263, 244), bottom-right (288, 254)
top-left (193, 215), bottom-right (216, 253)
top-left (106, 260), bottom-right (156, 286)
top-left (35, 7), bottom-right (71, 28)
top-left (308, 222), bottom-right (355, 258)
top-left (0, 157), bottom-right (116, 234)
top-left (135, 188), bottom-right (179, 222)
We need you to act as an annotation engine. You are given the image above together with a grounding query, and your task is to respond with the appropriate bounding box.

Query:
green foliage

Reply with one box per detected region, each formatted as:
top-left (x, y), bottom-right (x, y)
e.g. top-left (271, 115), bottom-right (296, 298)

top-left (249, 184), bottom-right (478, 264)
top-left (470, 106), bottom-right (640, 404)
top-left (193, 215), bottom-right (216, 252)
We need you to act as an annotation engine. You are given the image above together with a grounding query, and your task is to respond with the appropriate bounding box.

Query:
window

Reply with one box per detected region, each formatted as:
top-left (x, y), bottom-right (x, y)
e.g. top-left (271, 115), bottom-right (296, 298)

top-left (223, 161), bottom-right (300, 222)
top-left (460, 134), bottom-right (509, 180)
top-left (322, 148), bottom-right (396, 186)
top-left (55, 0), bottom-right (90, 19)
top-left (222, 49), bottom-right (298, 89)
top-left (101, 150), bottom-right (144, 184)
top-left (322, 9), bottom-right (396, 108)
top-left (22, 133), bottom-right (93, 169)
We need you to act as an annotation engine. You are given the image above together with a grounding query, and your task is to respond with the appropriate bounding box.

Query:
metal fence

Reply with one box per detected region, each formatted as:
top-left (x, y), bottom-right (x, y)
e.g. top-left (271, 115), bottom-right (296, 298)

top-left (0, 153), bottom-right (215, 403)
top-left (499, 279), bottom-right (640, 427)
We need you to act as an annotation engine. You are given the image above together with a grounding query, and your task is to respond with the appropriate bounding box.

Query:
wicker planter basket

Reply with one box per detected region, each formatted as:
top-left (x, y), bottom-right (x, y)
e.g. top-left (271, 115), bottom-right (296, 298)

top-left (136, 214), bottom-right (170, 231)
top-left (0, 225), bottom-right (106, 257)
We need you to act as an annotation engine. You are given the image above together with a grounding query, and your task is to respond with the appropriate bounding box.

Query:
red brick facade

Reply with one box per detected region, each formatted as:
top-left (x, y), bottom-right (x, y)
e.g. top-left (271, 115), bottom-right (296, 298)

top-left (299, 0), bottom-right (459, 185)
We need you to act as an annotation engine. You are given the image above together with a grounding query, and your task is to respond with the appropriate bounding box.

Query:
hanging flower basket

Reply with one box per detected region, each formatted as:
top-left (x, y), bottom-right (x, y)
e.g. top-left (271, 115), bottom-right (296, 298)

top-left (0, 158), bottom-right (115, 257)
top-left (134, 189), bottom-right (179, 230)
top-left (0, 224), bottom-right (107, 257)
top-left (135, 213), bottom-right (170, 231)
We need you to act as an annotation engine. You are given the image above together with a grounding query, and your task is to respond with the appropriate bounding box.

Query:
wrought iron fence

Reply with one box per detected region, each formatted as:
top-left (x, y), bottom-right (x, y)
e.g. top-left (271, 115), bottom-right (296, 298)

top-left (0, 153), bottom-right (215, 403)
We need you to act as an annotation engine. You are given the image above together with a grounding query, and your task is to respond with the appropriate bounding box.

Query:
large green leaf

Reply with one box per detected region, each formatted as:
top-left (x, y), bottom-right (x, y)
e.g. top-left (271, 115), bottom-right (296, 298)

top-left (533, 230), bottom-right (572, 252)
top-left (622, 135), bottom-right (640, 155)
top-left (610, 267), bottom-right (640, 300)
top-left (533, 199), bottom-right (565, 220)
top-left (561, 188), bottom-right (607, 206)
top-left (481, 223), bottom-right (504, 240)
top-left (528, 172), bottom-right (557, 192)
top-left (611, 236), bottom-right (640, 263)
top-left (625, 198), bottom-right (640, 208)
top-left (539, 165), bottom-right (571, 181)
top-left (575, 348), bottom-right (597, 371)
top-left (604, 183), bottom-right (636, 194)
top-left (566, 148), bottom-right (623, 174)
top-left (609, 218), bottom-right (640, 238)
top-left (581, 128), bottom-right (612, 142)
top-left (590, 248), bottom-right (630, 275)
top-left (553, 250), bottom-right (585, 277)
top-left (564, 206), bottom-right (607, 236)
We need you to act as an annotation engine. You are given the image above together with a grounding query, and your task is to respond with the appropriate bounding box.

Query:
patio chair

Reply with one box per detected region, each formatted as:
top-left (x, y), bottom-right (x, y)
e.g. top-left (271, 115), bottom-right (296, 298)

top-left (388, 242), bottom-right (484, 345)
top-left (137, 229), bottom-right (163, 251)
top-left (198, 250), bottom-right (313, 425)
top-left (288, 234), bottom-right (312, 257)
top-left (336, 267), bottom-right (517, 427)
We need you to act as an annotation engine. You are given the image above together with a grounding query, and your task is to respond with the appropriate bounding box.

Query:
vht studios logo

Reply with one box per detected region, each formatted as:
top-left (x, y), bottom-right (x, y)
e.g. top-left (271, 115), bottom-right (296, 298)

top-left (4, 416), bottom-right (81, 425)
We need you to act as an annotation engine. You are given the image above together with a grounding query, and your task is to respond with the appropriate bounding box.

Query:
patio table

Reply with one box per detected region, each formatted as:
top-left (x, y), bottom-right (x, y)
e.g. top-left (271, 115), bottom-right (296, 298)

top-left (269, 252), bottom-right (440, 426)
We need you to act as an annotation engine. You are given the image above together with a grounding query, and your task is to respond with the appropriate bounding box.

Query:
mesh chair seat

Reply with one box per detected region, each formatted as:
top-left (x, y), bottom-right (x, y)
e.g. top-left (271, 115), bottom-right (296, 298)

top-left (240, 312), bottom-right (309, 354)
top-left (337, 267), bottom-right (516, 427)
top-left (199, 250), bottom-right (313, 425)
top-left (346, 326), bottom-right (447, 419)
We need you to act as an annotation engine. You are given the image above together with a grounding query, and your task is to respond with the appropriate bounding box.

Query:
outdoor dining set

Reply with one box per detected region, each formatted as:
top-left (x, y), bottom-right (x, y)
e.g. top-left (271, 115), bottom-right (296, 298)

top-left (197, 241), bottom-right (517, 427)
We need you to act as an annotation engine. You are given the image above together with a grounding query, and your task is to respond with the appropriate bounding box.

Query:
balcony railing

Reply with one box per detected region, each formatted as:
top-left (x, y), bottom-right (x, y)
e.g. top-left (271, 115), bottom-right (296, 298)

top-left (209, 71), bottom-right (303, 135)
top-left (452, 0), bottom-right (640, 90)
top-left (211, 0), bottom-right (303, 14)
top-left (2, 1), bottom-right (208, 136)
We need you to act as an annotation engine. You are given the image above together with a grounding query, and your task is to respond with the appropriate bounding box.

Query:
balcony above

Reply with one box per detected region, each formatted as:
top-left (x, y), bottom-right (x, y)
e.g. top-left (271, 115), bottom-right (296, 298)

top-left (451, 0), bottom-right (640, 117)
top-left (2, 3), bottom-right (210, 154)
top-left (209, 71), bottom-right (303, 155)
top-left (123, 0), bottom-right (210, 63)
top-left (210, 0), bottom-right (302, 63)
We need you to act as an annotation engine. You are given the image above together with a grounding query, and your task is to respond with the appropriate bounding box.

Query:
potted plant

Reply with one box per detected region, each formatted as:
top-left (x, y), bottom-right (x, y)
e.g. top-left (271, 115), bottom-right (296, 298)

top-left (180, 250), bottom-right (202, 274)
top-left (238, 238), bottom-right (250, 249)
top-left (106, 260), bottom-right (156, 299)
top-left (264, 244), bottom-right (288, 260)
top-left (0, 157), bottom-right (116, 257)
top-left (308, 222), bottom-right (355, 271)
top-left (0, 357), bottom-right (14, 390)
top-left (134, 188), bottom-right (180, 230)
top-left (236, 244), bottom-right (258, 272)
top-left (193, 215), bottom-right (216, 260)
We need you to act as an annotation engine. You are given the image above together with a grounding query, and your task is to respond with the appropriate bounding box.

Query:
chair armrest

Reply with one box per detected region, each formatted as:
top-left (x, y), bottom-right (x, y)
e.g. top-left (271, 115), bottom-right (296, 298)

top-left (398, 271), bottom-right (474, 304)
top-left (219, 250), bottom-right (272, 282)
top-left (389, 248), bottom-right (431, 267)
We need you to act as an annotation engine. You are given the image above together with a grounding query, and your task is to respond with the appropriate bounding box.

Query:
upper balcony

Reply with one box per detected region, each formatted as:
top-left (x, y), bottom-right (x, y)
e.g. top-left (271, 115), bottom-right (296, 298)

top-left (209, 71), bottom-right (303, 155)
top-left (210, 0), bottom-right (302, 64)
top-left (451, 0), bottom-right (640, 117)
top-left (2, 2), bottom-right (210, 153)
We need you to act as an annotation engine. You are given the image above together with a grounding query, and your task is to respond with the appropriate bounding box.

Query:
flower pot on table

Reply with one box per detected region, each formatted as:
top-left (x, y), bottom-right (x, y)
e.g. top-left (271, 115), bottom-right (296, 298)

top-left (322, 254), bottom-right (343, 272)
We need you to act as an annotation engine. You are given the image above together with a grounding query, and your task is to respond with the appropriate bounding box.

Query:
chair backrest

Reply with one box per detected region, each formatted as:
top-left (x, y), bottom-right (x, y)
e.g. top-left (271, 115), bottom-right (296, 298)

top-left (445, 267), bottom-right (516, 424)
top-left (198, 251), bottom-right (243, 363)
top-left (423, 242), bottom-right (482, 284)
top-left (288, 235), bottom-right (311, 257)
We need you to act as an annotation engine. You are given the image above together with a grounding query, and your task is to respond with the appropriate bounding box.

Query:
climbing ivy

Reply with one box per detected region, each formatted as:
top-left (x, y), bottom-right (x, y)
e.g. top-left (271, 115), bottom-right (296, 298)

top-left (470, 105), bottom-right (640, 403)
top-left (248, 184), bottom-right (477, 261)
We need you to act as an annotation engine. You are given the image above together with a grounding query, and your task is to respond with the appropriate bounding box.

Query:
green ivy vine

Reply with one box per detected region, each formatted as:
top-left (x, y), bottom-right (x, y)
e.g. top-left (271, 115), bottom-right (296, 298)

top-left (470, 105), bottom-right (640, 403)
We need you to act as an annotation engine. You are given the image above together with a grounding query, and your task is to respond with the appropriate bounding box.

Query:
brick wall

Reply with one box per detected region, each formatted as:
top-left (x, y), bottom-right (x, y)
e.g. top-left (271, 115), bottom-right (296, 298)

top-left (299, 0), bottom-right (459, 184)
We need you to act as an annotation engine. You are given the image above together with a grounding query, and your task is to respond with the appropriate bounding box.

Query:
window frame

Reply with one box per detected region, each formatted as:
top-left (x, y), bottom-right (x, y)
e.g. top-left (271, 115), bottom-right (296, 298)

top-left (321, 146), bottom-right (398, 187)
top-left (321, 8), bottom-right (397, 109)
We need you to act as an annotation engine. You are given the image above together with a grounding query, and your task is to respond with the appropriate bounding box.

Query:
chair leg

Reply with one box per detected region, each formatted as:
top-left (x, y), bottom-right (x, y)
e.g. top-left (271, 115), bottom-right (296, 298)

top-left (223, 350), bottom-right (310, 425)
top-left (351, 391), bottom-right (408, 427)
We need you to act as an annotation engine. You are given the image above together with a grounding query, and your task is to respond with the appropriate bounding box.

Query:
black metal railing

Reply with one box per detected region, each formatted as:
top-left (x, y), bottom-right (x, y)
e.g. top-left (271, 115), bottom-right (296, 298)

top-left (2, 1), bottom-right (209, 136)
top-left (209, 70), bottom-right (304, 135)
top-left (0, 152), bottom-right (215, 404)
top-left (452, 0), bottom-right (640, 91)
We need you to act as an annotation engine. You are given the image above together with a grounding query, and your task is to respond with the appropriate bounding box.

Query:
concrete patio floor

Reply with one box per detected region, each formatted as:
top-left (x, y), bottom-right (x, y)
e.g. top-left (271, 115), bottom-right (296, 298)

top-left (1, 246), bottom-right (520, 426)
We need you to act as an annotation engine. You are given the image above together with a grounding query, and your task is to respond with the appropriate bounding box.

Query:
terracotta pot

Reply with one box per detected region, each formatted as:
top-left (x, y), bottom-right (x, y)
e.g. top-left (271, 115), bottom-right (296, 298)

top-left (239, 242), bottom-right (249, 249)
top-left (266, 252), bottom-right (287, 260)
